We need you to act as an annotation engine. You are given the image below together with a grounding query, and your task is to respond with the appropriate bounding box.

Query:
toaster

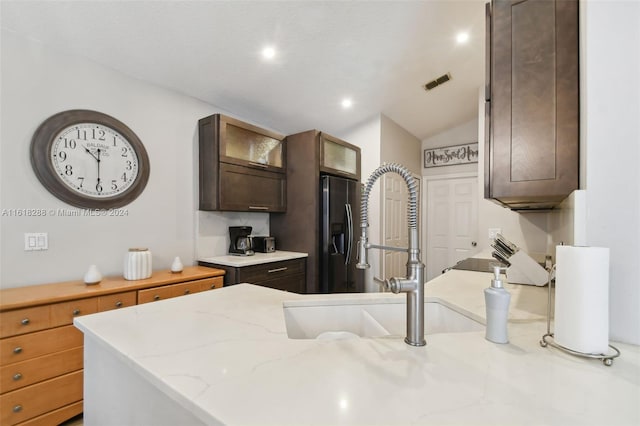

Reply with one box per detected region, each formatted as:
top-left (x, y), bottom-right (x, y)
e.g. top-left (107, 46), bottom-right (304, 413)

top-left (252, 236), bottom-right (275, 253)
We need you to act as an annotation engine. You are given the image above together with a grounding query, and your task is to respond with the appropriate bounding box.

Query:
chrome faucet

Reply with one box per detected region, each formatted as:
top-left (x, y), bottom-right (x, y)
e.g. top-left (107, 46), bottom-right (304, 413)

top-left (356, 163), bottom-right (426, 346)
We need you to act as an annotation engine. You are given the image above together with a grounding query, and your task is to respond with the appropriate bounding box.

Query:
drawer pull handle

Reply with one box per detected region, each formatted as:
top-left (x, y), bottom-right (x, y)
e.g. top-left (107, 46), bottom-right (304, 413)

top-left (13, 405), bottom-right (22, 413)
top-left (13, 347), bottom-right (22, 354)
top-left (21, 318), bottom-right (30, 326)
top-left (248, 161), bottom-right (268, 169)
top-left (13, 373), bottom-right (22, 381)
top-left (115, 301), bottom-right (123, 308)
top-left (211, 284), bottom-right (217, 289)
top-left (153, 295), bottom-right (161, 301)
top-left (268, 267), bottom-right (288, 274)
top-left (73, 309), bottom-right (81, 316)
top-left (184, 289), bottom-right (191, 295)
top-left (248, 206), bottom-right (269, 211)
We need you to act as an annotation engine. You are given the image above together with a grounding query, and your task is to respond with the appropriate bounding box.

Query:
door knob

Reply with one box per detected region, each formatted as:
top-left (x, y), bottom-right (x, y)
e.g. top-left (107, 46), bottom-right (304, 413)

top-left (472, 241), bottom-right (477, 247)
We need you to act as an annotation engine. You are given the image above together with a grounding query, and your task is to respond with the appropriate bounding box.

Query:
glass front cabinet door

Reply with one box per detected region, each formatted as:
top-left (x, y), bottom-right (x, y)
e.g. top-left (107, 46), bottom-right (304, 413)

top-left (199, 114), bottom-right (286, 212)
top-left (320, 133), bottom-right (360, 181)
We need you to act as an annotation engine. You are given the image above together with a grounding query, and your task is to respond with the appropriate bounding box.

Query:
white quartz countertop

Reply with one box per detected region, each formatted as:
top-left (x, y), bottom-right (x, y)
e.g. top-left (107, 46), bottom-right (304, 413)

top-left (75, 270), bottom-right (640, 425)
top-left (198, 250), bottom-right (307, 267)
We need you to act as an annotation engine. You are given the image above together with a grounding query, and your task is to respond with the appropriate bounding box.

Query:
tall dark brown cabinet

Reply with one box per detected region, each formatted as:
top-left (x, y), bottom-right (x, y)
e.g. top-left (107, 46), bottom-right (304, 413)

top-left (485, 0), bottom-right (579, 210)
top-left (270, 130), bottom-right (363, 294)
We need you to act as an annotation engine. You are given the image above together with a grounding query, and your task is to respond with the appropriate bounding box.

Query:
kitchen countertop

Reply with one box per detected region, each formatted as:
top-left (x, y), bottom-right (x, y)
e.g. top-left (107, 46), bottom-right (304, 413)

top-left (74, 269), bottom-right (640, 425)
top-left (198, 250), bottom-right (307, 267)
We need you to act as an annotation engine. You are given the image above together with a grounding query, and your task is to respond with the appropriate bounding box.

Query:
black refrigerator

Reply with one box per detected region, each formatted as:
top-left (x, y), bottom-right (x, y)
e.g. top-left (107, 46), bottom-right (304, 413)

top-left (320, 175), bottom-right (364, 293)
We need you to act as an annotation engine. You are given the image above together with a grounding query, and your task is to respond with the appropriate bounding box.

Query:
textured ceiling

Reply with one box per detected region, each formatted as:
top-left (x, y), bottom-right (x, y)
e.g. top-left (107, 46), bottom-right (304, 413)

top-left (1, 0), bottom-right (486, 140)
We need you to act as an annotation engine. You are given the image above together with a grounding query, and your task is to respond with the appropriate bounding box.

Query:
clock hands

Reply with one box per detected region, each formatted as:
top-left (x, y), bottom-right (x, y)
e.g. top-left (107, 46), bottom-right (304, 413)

top-left (83, 145), bottom-right (103, 193)
top-left (83, 145), bottom-right (99, 162)
top-left (96, 149), bottom-right (102, 192)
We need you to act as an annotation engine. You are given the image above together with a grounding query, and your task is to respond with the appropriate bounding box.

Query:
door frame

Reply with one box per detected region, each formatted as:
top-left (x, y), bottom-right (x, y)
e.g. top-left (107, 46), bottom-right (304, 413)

top-left (421, 172), bottom-right (478, 279)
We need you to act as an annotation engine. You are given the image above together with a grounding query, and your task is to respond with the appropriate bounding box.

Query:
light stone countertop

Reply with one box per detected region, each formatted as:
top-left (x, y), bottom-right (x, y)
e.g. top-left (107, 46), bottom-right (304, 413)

top-left (74, 269), bottom-right (640, 425)
top-left (198, 250), bottom-right (308, 267)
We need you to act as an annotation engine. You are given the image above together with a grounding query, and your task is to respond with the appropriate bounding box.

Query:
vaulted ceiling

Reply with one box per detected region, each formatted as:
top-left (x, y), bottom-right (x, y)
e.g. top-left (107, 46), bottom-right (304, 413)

top-left (1, 0), bottom-right (486, 140)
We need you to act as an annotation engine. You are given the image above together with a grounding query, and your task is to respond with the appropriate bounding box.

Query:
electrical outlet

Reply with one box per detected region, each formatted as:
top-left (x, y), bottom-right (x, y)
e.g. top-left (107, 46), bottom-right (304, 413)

top-left (24, 233), bottom-right (48, 251)
top-left (488, 228), bottom-right (502, 241)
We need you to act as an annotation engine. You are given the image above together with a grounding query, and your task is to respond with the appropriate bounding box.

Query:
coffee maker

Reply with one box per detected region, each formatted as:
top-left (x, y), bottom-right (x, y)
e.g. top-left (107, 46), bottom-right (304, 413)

top-left (229, 226), bottom-right (254, 256)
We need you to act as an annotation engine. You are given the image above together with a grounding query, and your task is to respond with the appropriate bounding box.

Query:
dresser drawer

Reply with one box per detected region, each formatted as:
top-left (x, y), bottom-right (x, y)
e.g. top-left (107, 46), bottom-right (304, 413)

top-left (0, 370), bottom-right (83, 425)
top-left (17, 401), bottom-right (83, 426)
top-left (200, 276), bottom-right (224, 291)
top-left (51, 297), bottom-right (99, 327)
top-left (0, 347), bottom-right (83, 393)
top-left (0, 326), bottom-right (83, 365)
top-left (0, 306), bottom-right (51, 338)
top-left (137, 278), bottom-right (219, 304)
top-left (98, 291), bottom-right (137, 311)
top-left (237, 259), bottom-right (305, 283)
top-left (138, 285), bottom-right (177, 304)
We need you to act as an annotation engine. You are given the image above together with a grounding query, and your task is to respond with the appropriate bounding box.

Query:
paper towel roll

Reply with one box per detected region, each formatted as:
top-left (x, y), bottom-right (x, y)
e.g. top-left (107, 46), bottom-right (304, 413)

top-left (554, 245), bottom-right (610, 354)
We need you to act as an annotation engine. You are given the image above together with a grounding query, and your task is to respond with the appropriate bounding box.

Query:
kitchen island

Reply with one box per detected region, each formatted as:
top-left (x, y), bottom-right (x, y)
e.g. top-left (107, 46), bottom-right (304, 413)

top-left (74, 269), bottom-right (639, 425)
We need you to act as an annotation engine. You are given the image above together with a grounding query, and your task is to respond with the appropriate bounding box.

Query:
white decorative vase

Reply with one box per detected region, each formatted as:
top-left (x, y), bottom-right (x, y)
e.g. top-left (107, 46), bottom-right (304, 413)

top-left (124, 248), bottom-right (152, 280)
top-left (83, 264), bottom-right (102, 285)
top-left (171, 256), bottom-right (183, 273)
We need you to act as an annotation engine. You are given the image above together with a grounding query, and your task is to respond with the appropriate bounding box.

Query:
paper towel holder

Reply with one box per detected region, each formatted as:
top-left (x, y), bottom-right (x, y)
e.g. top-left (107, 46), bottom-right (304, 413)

top-left (539, 264), bottom-right (620, 366)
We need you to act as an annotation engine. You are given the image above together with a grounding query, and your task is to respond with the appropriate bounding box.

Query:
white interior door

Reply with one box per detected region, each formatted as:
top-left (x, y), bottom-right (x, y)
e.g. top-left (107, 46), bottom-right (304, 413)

top-left (426, 177), bottom-right (478, 281)
top-left (383, 174), bottom-right (407, 280)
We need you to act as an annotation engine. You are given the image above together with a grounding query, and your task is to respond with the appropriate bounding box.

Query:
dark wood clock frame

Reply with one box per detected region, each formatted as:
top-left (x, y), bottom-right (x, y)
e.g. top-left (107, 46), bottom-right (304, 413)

top-left (30, 109), bottom-right (150, 209)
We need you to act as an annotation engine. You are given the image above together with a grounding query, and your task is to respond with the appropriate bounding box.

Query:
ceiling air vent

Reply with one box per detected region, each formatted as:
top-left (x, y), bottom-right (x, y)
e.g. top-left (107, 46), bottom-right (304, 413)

top-left (424, 73), bottom-right (452, 91)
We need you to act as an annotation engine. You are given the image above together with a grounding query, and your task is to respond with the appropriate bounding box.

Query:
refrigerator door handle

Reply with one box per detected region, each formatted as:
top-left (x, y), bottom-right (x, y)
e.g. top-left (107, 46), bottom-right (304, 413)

top-left (345, 203), bottom-right (353, 265)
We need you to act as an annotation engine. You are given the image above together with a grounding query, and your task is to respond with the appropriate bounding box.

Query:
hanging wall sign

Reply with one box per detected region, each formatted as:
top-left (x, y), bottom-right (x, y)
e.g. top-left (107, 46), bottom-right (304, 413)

top-left (423, 142), bottom-right (478, 168)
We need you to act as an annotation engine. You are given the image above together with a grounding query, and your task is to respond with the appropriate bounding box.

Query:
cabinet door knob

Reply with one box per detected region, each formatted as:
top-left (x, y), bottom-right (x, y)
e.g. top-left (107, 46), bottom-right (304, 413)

top-left (73, 309), bottom-right (81, 316)
top-left (13, 347), bottom-right (22, 354)
top-left (20, 318), bottom-right (30, 326)
top-left (115, 301), bottom-right (123, 308)
top-left (210, 284), bottom-right (217, 289)
top-left (184, 289), bottom-right (190, 295)
top-left (13, 373), bottom-right (23, 381)
top-left (153, 295), bottom-right (160, 301)
top-left (472, 241), bottom-right (477, 247)
top-left (13, 405), bottom-right (22, 413)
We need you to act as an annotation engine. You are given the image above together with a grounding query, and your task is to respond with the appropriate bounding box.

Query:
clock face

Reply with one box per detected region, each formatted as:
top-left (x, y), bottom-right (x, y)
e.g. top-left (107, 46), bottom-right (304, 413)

top-left (50, 123), bottom-right (140, 198)
top-left (31, 110), bottom-right (150, 209)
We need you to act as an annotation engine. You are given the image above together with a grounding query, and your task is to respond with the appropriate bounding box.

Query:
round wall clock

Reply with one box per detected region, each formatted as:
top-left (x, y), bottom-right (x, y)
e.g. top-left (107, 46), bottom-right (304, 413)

top-left (30, 110), bottom-right (150, 209)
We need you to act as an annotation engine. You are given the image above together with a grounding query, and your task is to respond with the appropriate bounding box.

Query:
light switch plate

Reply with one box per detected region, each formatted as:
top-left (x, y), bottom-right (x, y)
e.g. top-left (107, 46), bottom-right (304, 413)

top-left (24, 232), bottom-right (48, 251)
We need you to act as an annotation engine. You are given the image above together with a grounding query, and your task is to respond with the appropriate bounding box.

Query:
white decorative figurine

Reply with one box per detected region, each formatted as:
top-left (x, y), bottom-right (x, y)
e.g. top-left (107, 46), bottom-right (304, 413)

top-left (83, 264), bottom-right (102, 285)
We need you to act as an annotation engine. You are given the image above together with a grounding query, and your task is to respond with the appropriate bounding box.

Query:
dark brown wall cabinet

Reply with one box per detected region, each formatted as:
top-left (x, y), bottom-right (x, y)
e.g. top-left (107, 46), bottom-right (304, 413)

top-left (199, 114), bottom-right (286, 212)
top-left (485, 0), bottom-right (579, 210)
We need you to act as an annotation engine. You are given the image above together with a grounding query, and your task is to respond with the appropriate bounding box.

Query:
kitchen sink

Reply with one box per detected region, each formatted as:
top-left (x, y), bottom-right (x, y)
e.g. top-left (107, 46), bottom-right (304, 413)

top-left (283, 298), bottom-right (483, 339)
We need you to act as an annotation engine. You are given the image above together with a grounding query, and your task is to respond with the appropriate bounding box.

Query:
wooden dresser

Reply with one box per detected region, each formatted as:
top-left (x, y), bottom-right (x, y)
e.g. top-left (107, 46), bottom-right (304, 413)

top-left (0, 266), bottom-right (225, 426)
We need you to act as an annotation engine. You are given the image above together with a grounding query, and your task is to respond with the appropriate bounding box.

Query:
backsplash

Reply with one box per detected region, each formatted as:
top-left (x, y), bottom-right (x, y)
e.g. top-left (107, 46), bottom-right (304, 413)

top-left (196, 211), bottom-right (269, 258)
top-left (547, 189), bottom-right (587, 259)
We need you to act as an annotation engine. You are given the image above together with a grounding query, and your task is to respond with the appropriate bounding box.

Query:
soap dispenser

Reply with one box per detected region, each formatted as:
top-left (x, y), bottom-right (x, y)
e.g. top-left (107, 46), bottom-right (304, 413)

top-left (484, 265), bottom-right (511, 344)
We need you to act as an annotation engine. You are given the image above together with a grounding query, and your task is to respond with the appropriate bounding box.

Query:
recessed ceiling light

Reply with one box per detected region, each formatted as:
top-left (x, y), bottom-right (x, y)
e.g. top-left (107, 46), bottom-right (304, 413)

top-left (341, 98), bottom-right (353, 109)
top-left (261, 46), bottom-right (276, 60)
top-left (456, 32), bottom-right (470, 44)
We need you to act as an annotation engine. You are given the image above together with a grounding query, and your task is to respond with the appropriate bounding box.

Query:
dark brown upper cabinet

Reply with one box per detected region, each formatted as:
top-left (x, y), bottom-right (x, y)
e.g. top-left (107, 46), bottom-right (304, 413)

top-left (485, 0), bottom-right (579, 210)
top-left (199, 114), bottom-right (286, 212)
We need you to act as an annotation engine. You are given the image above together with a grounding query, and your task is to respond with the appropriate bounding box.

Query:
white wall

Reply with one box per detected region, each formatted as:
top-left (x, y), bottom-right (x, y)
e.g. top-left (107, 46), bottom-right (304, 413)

top-left (380, 114), bottom-right (422, 175)
top-left (340, 115), bottom-right (382, 292)
top-left (0, 31), bottom-right (270, 287)
top-left (580, 0), bottom-right (640, 345)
